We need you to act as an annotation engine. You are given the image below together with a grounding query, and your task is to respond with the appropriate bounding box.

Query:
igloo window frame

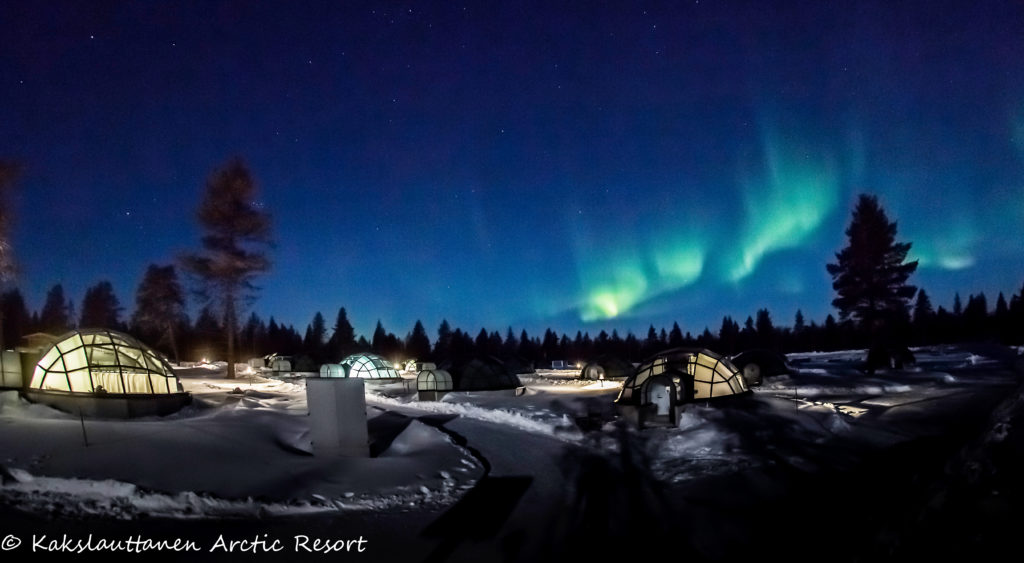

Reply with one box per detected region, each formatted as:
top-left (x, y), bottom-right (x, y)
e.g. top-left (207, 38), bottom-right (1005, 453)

top-left (616, 348), bottom-right (749, 405)
top-left (340, 353), bottom-right (401, 380)
top-left (29, 329), bottom-right (177, 395)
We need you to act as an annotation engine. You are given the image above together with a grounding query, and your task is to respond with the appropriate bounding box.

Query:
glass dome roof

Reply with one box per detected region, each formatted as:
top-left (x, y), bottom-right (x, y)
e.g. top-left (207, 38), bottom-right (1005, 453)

top-left (340, 353), bottom-right (400, 379)
top-left (29, 329), bottom-right (180, 395)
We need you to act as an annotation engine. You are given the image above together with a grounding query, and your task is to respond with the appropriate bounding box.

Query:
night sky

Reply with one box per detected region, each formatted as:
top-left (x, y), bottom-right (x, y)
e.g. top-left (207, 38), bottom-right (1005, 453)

top-left (2, 1), bottom-right (1023, 339)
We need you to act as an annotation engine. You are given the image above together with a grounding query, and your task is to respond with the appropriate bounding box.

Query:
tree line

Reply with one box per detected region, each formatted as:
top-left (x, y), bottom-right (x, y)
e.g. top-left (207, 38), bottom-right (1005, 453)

top-left (2, 277), bottom-right (1022, 369)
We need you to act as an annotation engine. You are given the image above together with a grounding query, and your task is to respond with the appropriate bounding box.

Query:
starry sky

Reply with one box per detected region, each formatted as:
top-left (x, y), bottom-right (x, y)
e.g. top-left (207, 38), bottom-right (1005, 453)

top-left (2, 1), bottom-right (1023, 339)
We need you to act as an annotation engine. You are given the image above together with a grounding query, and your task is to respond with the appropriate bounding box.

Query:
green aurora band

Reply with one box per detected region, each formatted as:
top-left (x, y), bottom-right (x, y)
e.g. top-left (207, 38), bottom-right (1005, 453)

top-left (577, 130), bottom-right (841, 321)
top-left (726, 131), bottom-right (840, 282)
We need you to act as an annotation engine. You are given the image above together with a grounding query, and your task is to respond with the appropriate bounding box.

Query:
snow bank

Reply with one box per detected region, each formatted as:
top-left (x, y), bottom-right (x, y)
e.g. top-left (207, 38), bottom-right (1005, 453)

top-left (0, 390), bottom-right (71, 419)
top-left (0, 466), bottom-right (466, 520)
top-left (366, 391), bottom-right (582, 440)
top-left (757, 377), bottom-right (913, 397)
top-left (379, 419), bottom-right (451, 457)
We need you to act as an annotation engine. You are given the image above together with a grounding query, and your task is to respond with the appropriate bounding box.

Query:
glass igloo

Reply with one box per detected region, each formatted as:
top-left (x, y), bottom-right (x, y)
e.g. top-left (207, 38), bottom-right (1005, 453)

top-left (615, 348), bottom-right (749, 427)
top-left (416, 368), bottom-right (453, 401)
top-left (25, 329), bottom-right (190, 418)
top-left (340, 353), bottom-right (400, 379)
top-left (30, 329), bottom-right (179, 394)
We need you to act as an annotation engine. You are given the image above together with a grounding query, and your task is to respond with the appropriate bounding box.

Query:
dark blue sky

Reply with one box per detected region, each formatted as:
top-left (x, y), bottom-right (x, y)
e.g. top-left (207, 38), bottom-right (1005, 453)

top-left (2, 1), bottom-right (1023, 340)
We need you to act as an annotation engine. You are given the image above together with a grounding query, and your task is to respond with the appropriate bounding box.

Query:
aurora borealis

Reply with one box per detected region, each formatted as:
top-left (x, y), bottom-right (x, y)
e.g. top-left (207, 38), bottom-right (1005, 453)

top-left (2, 1), bottom-right (1023, 337)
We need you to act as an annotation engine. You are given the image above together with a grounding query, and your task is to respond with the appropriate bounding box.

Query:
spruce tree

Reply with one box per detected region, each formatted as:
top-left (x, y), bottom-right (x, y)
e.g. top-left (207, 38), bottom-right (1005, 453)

top-left (0, 163), bottom-right (18, 285)
top-left (131, 264), bottom-right (186, 362)
top-left (303, 312), bottom-right (327, 362)
top-left (643, 325), bottom-right (659, 356)
top-left (826, 194), bottom-right (918, 330)
top-left (793, 310), bottom-right (806, 334)
top-left (372, 320), bottom-right (390, 355)
top-left (912, 289), bottom-right (933, 324)
top-left (668, 322), bottom-right (684, 348)
top-left (181, 158), bottom-right (272, 378)
top-left (719, 316), bottom-right (740, 354)
top-left (327, 307), bottom-right (356, 360)
top-left (755, 308), bottom-right (775, 348)
top-left (502, 327), bottom-right (519, 358)
top-left (193, 306), bottom-right (224, 360)
top-left (994, 293), bottom-right (1010, 343)
top-left (434, 320), bottom-right (453, 360)
top-left (39, 284), bottom-right (71, 334)
top-left (0, 163), bottom-right (21, 350)
top-left (405, 320), bottom-right (431, 361)
top-left (912, 288), bottom-right (934, 345)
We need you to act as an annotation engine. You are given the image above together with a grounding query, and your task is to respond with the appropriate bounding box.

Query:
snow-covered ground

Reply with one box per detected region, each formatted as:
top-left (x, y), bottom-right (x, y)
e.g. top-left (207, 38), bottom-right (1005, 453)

top-left (0, 372), bottom-right (484, 520)
top-left (1, 347), bottom-right (1022, 561)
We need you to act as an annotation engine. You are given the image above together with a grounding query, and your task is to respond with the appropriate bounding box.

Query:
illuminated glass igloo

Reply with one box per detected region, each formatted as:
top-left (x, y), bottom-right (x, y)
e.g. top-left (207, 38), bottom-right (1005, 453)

top-left (25, 329), bottom-right (191, 418)
top-left (340, 353), bottom-right (400, 379)
top-left (615, 348), bottom-right (749, 426)
top-left (416, 368), bottom-right (453, 401)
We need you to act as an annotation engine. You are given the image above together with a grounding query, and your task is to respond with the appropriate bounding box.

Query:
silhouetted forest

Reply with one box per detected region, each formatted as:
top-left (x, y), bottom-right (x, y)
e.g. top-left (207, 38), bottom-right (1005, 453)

top-left (2, 279), bottom-right (1022, 370)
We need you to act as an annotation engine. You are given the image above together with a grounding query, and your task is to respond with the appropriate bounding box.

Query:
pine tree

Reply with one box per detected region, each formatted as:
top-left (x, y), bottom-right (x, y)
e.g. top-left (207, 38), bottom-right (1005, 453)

top-left (449, 329), bottom-right (472, 361)
top-left (131, 264), bottom-right (187, 362)
top-left (912, 288), bottom-right (934, 345)
top-left (304, 312), bottom-right (327, 362)
top-left (79, 281), bottom-right (123, 330)
top-left (541, 328), bottom-right (559, 361)
top-left (823, 314), bottom-right (839, 350)
top-left (963, 293), bottom-right (989, 340)
top-left (474, 328), bottom-right (489, 355)
top-left (267, 317), bottom-right (282, 351)
top-left (912, 289), bottom-right (933, 324)
top-left (0, 163), bottom-right (18, 283)
top-left (739, 316), bottom-right (756, 350)
top-left (557, 333), bottom-right (571, 360)
top-left (375, 327), bottom-right (401, 360)
top-left (240, 313), bottom-right (267, 356)
top-left (794, 310), bottom-right (806, 334)
top-left (0, 162), bottom-right (21, 350)
top-left (994, 292), bottom-right (1010, 344)
top-left (405, 320), bottom-right (431, 361)
top-left (518, 329), bottom-right (537, 361)
top-left (372, 320), bottom-right (389, 356)
top-left (826, 194), bottom-right (918, 330)
top-left (181, 158), bottom-right (272, 379)
top-left (327, 307), bottom-right (356, 360)
top-left (502, 327), bottom-right (519, 358)
top-left (668, 322), bottom-right (684, 348)
top-left (39, 284), bottom-right (71, 334)
top-left (193, 306), bottom-right (223, 360)
top-left (755, 308), bottom-right (775, 348)
top-left (1009, 283), bottom-right (1024, 343)
top-left (719, 316), bottom-right (740, 354)
top-left (643, 325), bottom-right (659, 356)
top-left (435, 320), bottom-right (453, 360)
